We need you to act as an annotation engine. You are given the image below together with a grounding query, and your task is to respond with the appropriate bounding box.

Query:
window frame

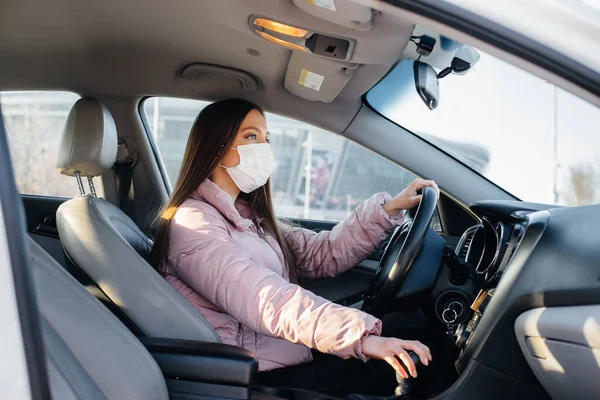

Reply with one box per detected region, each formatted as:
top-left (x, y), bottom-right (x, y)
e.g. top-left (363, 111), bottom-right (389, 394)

top-left (138, 96), bottom-right (174, 194)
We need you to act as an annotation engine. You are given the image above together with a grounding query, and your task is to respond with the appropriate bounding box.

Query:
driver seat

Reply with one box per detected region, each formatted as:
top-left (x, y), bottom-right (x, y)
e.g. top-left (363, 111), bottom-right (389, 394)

top-left (55, 97), bottom-right (219, 342)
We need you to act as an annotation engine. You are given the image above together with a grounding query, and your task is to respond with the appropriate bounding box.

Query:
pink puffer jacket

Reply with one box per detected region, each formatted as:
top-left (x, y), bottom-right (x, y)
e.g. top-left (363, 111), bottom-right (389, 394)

top-left (164, 179), bottom-right (403, 371)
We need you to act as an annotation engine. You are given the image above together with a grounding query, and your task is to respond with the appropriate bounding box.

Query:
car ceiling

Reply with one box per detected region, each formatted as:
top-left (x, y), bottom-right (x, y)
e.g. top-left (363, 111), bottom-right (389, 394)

top-left (0, 0), bottom-right (414, 133)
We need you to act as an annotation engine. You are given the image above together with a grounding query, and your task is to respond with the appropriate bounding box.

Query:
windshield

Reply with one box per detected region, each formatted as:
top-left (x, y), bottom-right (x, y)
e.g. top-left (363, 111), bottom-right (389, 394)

top-left (366, 46), bottom-right (600, 206)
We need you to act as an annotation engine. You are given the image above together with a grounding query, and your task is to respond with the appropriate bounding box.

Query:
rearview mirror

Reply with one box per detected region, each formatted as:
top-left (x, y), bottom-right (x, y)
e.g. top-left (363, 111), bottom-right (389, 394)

top-left (414, 61), bottom-right (439, 110)
top-left (365, 60), bottom-right (440, 114)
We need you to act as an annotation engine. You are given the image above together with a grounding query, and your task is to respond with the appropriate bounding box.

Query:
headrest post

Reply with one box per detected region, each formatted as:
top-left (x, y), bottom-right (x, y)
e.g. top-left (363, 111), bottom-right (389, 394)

top-left (74, 172), bottom-right (86, 195)
top-left (87, 177), bottom-right (97, 198)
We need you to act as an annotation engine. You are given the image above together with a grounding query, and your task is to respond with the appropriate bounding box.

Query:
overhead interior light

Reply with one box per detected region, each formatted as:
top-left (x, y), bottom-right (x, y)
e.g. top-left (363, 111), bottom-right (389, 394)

top-left (249, 15), bottom-right (354, 60)
top-left (255, 31), bottom-right (307, 52)
top-left (251, 17), bottom-right (310, 52)
top-left (253, 18), bottom-right (309, 38)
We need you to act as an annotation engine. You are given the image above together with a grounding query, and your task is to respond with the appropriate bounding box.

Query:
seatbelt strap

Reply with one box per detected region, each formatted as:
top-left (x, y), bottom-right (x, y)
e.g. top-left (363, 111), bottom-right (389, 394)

top-left (112, 139), bottom-right (136, 221)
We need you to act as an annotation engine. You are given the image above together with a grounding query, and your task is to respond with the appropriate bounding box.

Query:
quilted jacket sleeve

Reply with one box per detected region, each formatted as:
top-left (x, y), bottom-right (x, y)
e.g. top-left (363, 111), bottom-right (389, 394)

top-left (170, 204), bottom-right (382, 361)
top-left (282, 192), bottom-right (403, 279)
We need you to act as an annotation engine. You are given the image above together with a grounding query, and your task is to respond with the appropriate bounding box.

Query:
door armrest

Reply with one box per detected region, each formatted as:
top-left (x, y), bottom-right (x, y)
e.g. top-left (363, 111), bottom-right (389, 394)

top-left (139, 337), bottom-right (258, 386)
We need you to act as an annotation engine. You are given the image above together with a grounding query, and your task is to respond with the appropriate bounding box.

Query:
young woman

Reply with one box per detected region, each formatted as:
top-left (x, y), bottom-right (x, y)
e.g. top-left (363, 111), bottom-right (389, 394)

top-left (149, 98), bottom-right (439, 395)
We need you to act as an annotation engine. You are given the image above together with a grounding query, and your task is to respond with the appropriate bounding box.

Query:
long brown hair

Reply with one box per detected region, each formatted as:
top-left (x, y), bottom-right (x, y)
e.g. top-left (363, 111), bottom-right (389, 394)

top-left (149, 98), bottom-right (297, 283)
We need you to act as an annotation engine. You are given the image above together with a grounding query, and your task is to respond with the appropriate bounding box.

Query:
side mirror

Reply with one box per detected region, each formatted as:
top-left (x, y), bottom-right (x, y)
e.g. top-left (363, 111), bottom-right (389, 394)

top-left (414, 61), bottom-right (439, 110)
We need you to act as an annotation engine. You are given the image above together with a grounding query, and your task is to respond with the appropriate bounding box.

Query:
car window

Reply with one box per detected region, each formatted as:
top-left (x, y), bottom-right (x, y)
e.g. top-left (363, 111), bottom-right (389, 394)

top-left (143, 97), bottom-right (441, 228)
top-left (366, 39), bottom-right (600, 206)
top-left (1, 91), bottom-right (81, 198)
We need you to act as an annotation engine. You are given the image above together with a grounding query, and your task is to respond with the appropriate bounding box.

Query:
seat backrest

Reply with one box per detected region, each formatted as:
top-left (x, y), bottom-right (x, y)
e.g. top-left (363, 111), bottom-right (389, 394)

top-left (29, 237), bottom-right (169, 400)
top-left (55, 97), bottom-right (220, 343)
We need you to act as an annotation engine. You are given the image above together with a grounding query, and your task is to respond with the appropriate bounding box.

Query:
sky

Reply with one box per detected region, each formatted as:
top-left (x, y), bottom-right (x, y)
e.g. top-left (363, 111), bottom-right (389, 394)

top-left (377, 51), bottom-right (600, 205)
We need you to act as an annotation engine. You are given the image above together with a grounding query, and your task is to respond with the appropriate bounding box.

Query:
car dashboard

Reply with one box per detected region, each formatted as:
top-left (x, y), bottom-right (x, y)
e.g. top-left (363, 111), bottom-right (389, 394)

top-left (447, 200), bottom-right (600, 399)
top-left (452, 207), bottom-right (532, 365)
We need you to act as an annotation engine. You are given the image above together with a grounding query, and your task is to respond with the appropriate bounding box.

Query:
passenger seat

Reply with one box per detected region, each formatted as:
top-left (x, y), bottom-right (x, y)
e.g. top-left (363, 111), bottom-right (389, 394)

top-left (54, 98), bottom-right (219, 342)
top-left (30, 237), bottom-right (169, 400)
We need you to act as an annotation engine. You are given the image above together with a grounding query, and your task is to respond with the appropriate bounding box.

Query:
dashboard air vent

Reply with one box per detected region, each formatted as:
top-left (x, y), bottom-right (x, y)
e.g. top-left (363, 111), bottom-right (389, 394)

top-left (459, 232), bottom-right (474, 261)
top-left (456, 225), bottom-right (479, 262)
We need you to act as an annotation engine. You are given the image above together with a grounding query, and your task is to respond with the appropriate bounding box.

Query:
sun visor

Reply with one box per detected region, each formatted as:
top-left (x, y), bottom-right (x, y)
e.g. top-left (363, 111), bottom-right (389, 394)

top-left (284, 51), bottom-right (358, 103)
top-left (292, 0), bottom-right (373, 31)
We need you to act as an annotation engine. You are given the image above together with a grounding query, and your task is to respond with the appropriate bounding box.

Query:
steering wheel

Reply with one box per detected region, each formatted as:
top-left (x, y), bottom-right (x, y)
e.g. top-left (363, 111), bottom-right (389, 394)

top-left (362, 186), bottom-right (438, 318)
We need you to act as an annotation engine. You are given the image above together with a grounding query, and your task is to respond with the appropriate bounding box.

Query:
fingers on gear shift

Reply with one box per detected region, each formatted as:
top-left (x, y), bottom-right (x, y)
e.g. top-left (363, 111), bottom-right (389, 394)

top-left (394, 351), bottom-right (423, 398)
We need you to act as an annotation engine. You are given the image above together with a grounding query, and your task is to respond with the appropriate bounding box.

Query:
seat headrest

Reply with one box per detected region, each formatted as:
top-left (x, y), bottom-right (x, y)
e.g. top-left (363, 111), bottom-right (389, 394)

top-left (56, 97), bottom-right (118, 177)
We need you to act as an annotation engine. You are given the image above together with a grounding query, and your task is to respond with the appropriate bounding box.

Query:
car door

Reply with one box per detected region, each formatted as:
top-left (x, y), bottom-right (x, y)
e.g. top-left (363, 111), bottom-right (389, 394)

top-left (1, 91), bottom-right (81, 268)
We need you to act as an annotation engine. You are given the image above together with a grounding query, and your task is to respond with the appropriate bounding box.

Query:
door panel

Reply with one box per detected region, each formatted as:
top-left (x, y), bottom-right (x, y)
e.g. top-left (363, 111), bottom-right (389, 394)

top-left (300, 268), bottom-right (373, 304)
top-left (290, 218), bottom-right (382, 261)
top-left (21, 195), bottom-right (67, 268)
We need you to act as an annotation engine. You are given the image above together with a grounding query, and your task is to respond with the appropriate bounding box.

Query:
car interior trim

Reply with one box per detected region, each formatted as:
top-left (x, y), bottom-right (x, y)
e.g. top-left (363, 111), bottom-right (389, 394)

top-left (0, 105), bottom-right (52, 399)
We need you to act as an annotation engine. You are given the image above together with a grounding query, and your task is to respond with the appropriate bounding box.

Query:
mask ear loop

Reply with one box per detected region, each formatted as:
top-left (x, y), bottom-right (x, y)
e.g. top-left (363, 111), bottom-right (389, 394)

top-left (217, 145), bottom-right (239, 169)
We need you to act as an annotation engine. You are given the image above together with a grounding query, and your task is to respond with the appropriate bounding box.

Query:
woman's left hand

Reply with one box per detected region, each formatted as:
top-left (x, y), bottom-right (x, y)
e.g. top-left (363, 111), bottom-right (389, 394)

top-left (384, 178), bottom-right (440, 217)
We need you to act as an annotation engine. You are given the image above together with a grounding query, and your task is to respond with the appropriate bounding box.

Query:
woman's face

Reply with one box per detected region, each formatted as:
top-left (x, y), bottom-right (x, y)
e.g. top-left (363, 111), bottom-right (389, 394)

top-left (220, 109), bottom-right (270, 168)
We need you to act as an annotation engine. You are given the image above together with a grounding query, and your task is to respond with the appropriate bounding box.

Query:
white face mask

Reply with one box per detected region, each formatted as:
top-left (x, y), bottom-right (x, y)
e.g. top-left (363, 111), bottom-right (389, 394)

top-left (220, 143), bottom-right (274, 193)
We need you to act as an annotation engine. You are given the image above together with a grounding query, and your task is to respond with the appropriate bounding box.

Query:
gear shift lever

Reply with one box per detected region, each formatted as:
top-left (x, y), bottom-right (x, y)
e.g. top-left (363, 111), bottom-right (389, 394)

top-left (393, 351), bottom-right (422, 398)
top-left (346, 352), bottom-right (424, 400)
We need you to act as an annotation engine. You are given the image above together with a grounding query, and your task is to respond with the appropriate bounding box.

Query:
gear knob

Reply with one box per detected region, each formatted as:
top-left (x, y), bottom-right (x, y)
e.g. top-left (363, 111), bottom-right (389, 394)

top-left (394, 351), bottom-right (422, 398)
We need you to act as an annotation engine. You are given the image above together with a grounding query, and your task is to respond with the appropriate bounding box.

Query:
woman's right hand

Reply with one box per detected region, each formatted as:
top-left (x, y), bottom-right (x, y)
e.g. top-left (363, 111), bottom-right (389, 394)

top-left (362, 336), bottom-right (432, 379)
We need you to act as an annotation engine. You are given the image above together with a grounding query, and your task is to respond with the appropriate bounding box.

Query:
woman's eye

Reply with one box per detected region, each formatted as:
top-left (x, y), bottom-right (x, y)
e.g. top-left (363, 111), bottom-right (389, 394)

top-left (247, 134), bottom-right (257, 141)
